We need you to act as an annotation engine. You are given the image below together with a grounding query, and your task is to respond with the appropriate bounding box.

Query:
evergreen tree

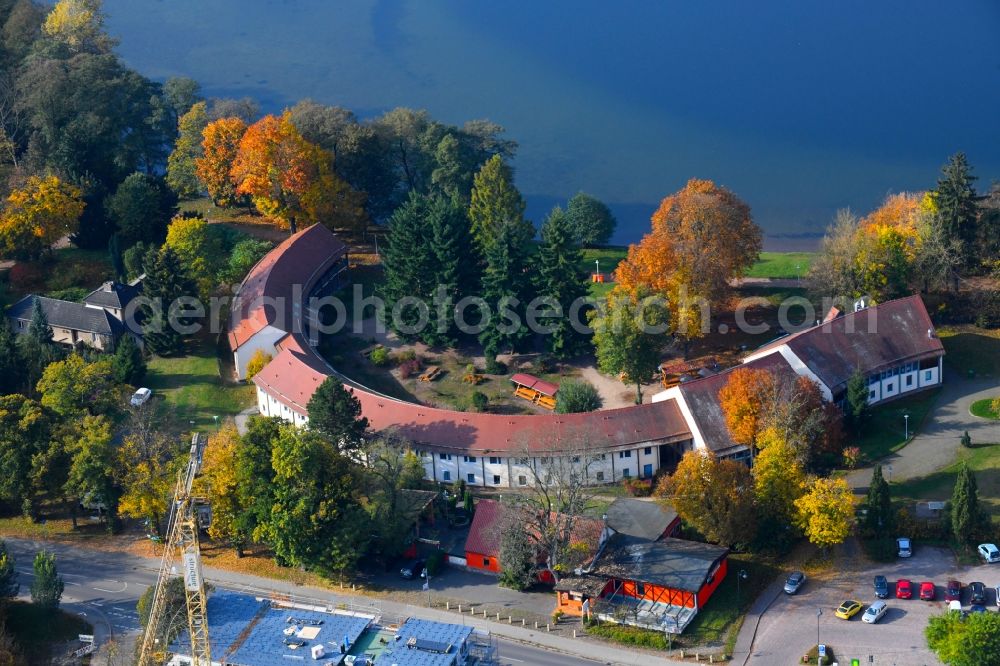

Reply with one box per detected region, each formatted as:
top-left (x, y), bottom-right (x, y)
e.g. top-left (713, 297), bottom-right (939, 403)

top-left (952, 463), bottom-right (987, 545)
top-left (30, 550), bottom-right (63, 611)
top-left (111, 335), bottom-right (146, 385)
top-left (305, 377), bottom-right (369, 450)
top-left (0, 540), bottom-right (18, 600)
top-left (105, 172), bottom-right (177, 247)
top-left (123, 240), bottom-right (148, 281)
top-left (536, 206), bottom-right (590, 358)
top-left (20, 298), bottom-right (62, 392)
top-left (0, 318), bottom-right (22, 395)
top-left (933, 153), bottom-right (978, 266)
top-left (27, 297), bottom-right (52, 347)
top-left (379, 192), bottom-right (435, 339)
top-left (468, 155), bottom-right (533, 256)
top-left (107, 233), bottom-right (125, 281)
top-left (845, 368), bottom-right (869, 433)
top-left (166, 101), bottom-right (209, 198)
top-left (425, 194), bottom-right (477, 346)
top-left (565, 192), bottom-right (617, 246)
top-left (479, 220), bottom-right (533, 369)
top-left (140, 246), bottom-right (197, 356)
top-left (864, 464), bottom-right (893, 535)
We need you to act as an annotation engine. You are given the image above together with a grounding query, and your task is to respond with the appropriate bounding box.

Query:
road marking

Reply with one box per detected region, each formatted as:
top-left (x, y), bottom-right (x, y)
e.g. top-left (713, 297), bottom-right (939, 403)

top-left (88, 601), bottom-right (104, 607)
top-left (93, 581), bottom-right (127, 593)
top-left (503, 658), bottom-right (526, 663)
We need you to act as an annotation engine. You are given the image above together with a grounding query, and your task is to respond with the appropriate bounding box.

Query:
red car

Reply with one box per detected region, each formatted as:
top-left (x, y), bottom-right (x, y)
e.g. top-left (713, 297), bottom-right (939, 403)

top-left (945, 580), bottom-right (962, 602)
top-left (896, 579), bottom-right (913, 599)
top-left (920, 581), bottom-right (936, 600)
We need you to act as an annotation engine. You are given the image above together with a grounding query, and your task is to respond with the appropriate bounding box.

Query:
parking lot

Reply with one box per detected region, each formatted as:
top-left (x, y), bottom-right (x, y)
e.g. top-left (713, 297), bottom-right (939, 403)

top-left (750, 545), bottom-right (1000, 665)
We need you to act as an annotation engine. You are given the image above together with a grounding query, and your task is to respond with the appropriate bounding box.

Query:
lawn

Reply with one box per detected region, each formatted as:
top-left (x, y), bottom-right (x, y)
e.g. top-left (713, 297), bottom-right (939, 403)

top-left (145, 336), bottom-right (254, 430)
top-left (851, 389), bottom-right (941, 462)
top-left (892, 443), bottom-right (1000, 522)
top-left (971, 398), bottom-right (1000, 420)
top-left (743, 252), bottom-right (816, 279)
top-left (939, 326), bottom-right (1000, 378)
top-left (4, 601), bottom-right (92, 666)
top-left (580, 246), bottom-right (628, 277)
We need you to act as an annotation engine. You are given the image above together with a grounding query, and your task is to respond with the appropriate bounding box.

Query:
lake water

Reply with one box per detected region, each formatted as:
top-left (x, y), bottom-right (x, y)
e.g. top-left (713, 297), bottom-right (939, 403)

top-left (104, 0), bottom-right (1000, 248)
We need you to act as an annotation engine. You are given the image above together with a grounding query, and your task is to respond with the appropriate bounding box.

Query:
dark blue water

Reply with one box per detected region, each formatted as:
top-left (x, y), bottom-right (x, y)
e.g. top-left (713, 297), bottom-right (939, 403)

top-left (104, 0), bottom-right (1000, 248)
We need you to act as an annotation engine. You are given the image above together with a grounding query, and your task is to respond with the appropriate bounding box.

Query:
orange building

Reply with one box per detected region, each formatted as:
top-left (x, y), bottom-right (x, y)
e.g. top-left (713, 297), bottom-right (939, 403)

top-left (555, 535), bottom-right (728, 634)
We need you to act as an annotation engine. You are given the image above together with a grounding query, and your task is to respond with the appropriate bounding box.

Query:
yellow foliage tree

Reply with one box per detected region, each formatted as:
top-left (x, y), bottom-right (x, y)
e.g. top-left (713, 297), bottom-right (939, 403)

top-left (43, 0), bottom-right (115, 53)
top-left (195, 424), bottom-right (247, 555)
top-left (0, 175), bottom-right (85, 260)
top-left (245, 349), bottom-right (272, 381)
top-left (115, 432), bottom-right (178, 537)
top-left (794, 477), bottom-right (854, 550)
top-left (753, 426), bottom-right (805, 525)
top-left (163, 215), bottom-right (224, 299)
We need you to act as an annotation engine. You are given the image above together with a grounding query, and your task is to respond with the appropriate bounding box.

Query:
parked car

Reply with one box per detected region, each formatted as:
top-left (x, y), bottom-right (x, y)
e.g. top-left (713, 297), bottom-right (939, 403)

top-left (784, 571), bottom-right (806, 594)
top-left (835, 600), bottom-right (863, 620)
top-left (969, 581), bottom-right (987, 605)
top-left (994, 585), bottom-right (1000, 609)
top-left (896, 579), bottom-right (913, 599)
top-left (862, 600), bottom-right (888, 624)
top-left (945, 580), bottom-right (962, 602)
top-left (978, 543), bottom-right (1000, 563)
top-left (896, 537), bottom-right (912, 558)
top-left (130, 387), bottom-right (153, 406)
top-left (399, 559), bottom-right (426, 579)
top-left (874, 575), bottom-right (889, 599)
top-left (919, 581), bottom-right (936, 601)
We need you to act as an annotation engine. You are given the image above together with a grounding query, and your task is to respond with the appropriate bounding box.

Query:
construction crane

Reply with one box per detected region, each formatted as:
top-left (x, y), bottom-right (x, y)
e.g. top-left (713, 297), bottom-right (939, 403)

top-left (138, 433), bottom-right (212, 666)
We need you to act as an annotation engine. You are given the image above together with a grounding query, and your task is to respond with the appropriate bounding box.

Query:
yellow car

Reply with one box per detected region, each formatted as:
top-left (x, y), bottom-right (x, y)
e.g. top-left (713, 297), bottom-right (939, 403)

top-left (835, 600), bottom-right (863, 620)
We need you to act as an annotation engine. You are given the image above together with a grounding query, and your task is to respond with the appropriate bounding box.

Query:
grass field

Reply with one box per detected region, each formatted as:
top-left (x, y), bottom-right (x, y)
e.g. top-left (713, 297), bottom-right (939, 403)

top-left (851, 389), bottom-right (941, 462)
top-left (145, 337), bottom-right (254, 430)
top-left (892, 443), bottom-right (1000, 521)
top-left (743, 252), bottom-right (816, 279)
top-left (971, 398), bottom-right (1000, 420)
top-left (939, 326), bottom-right (1000, 378)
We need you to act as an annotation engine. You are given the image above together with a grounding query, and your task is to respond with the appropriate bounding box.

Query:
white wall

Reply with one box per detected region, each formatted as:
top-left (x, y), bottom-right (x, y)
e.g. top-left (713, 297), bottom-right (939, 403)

top-left (234, 324), bottom-right (287, 380)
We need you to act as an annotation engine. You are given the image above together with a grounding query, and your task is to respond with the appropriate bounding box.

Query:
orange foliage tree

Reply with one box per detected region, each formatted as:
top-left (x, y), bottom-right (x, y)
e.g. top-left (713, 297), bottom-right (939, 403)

top-left (196, 116), bottom-right (247, 207)
top-left (0, 174), bottom-right (85, 260)
top-left (230, 112), bottom-right (366, 234)
top-left (718, 367), bottom-right (778, 448)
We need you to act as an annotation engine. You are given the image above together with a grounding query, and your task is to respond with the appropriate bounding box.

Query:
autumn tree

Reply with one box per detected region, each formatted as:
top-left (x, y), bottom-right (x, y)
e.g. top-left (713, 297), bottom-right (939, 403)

top-left (0, 175), bottom-right (84, 259)
top-left (42, 0), bottom-right (115, 54)
top-left (535, 206), bottom-right (590, 359)
top-left (794, 477), bottom-right (854, 550)
top-left (65, 415), bottom-right (118, 530)
top-left (197, 425), bottom-right (247, 555)
top-left (166, 100), bottom-right (208, 198)
top-left (565, 192), bottom-right (616, 246)
top-left (718, 367), bottom-right (779, 449)
top-left (657, 450), bottom-right (757, 548)
top-left (853, 194), bottom-right (921, 300)
top-left (752, 427), bottom-right (805, 548)
top-left (0, 394), bottom-right (51, 513)
top-left (590, 287), bottom-right (670, 403)
top-left (163, 214), bottom-right (225, 299)
top-left (244, 349), bottom-right (271, 381)
top-left (115, 407), bottom-right (179, 536)
top-left (305, 377), bottom-right (369, 450)
top-left (36, 354), bottom-right (117, 418)
top-left (196, 116), bottom-right (247, 206)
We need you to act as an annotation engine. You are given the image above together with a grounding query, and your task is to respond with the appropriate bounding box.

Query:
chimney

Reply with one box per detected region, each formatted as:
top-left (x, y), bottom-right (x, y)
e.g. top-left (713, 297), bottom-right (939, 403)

top-left (102, 281), bottom-right (113, 292)
top-left (927, 328), bottom-right (933, 339)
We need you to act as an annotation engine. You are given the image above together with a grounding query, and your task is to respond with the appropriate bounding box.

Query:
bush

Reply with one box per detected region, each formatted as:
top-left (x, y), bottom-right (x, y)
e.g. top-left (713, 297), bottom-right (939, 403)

top-left (555, 379), bottom-right (603, 414)
top-left (426, 550), bottom-right (445, 577)
top-left (370, 346), bottom-right (389, 366)
top-left (45, 287), bottom-right (89, 302)
top-left (861, 535), bottom-right (898, 562)
top-left (485, 357), bottom-right (505, 374)
top-left (7, 263), bottom-right (45, 292)
top-left (960, 430), bottom-right (972, 448)
top-left (586, 622), bottom-right (668, 650)
top-left (802, 644), bottom-right (835, 665)
top-left (398, 358), bottom-right (421, 379)
top-left (395, 349), bottom-right (417, 363)
top-left (471, 391), bottom-right (489, 412)
top-left (842, 446), bottom-right (862, 469)
top-left (622, 477), bottom-right (652, 497)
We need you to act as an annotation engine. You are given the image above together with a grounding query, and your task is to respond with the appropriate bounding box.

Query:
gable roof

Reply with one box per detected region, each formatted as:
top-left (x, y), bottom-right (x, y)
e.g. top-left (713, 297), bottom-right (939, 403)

top-left (592, 535), bottom-right (728, 592)
top-left (678, 352), bottom-right (799, 456)
top-left (463, 499), bottom-right (505, 557)
top-left (7, 295), bottom-right (122, 337)
top-left (605, 498), bottom-right (678, 543)
top-left (227, 224), bottom-right (346, 350)
top-left (83, 281), bottom-right (141, 310)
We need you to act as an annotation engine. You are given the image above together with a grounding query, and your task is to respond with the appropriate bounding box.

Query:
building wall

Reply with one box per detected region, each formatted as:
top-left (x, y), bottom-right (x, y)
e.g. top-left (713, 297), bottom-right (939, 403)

top-left (465, 551), bottom-right (500, 573)
top-left (256, 386), bottom-right (309, 426)
top-left (695, 557), bottom-right (728, 609)
top-left (610, 579), bottom-right (697, 609)
top-left (865, 358), bottom-right (942, 405)
top-left (234, 325), bottom-right (288, 380)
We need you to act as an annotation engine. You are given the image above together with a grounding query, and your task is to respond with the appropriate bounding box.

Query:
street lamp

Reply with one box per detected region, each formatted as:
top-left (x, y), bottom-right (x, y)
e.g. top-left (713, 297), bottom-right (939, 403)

top-left (736, 569), bottom-right (748, 607)
top-left (887, 464), bottom-right (893, 483)
top-left (904, 413), bottom-right (910, 440)
top-left (815, 608), bottom-right (821, 647)
top-left (595, 259), bottom-right (600, 276)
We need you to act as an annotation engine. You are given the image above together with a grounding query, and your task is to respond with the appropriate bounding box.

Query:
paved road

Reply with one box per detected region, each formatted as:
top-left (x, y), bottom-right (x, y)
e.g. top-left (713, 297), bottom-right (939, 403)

top-left (3, 538), bottom-right (617, 666)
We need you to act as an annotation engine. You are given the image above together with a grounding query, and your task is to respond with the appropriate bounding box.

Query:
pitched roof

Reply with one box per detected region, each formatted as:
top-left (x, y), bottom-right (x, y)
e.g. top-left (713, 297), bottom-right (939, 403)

top-left (510, 373), bottom-right (559, 396)
top-left (227, 224), bottom-right (346, 350)
top-left (677, 352), bottom-right (799, 455)
top-left (605, 498), bottom-right (678, 543)
top-left (463, 499), bottom-right (506, 557)
top-left (780, 295), bottom-right (944, 394)
top-left (7, 295), bottom-right (122, 337)
top-left (592, 535), bottom-right (728, 592)
top-left (82, 281), bottom-right (141, 310)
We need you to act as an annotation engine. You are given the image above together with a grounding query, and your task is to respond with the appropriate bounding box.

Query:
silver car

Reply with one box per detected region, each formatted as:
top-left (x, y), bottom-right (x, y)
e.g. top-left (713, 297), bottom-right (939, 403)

top-left (784, 571), bottom-right (806, 594)
top-left (862, 600), bottom-right (888, 624)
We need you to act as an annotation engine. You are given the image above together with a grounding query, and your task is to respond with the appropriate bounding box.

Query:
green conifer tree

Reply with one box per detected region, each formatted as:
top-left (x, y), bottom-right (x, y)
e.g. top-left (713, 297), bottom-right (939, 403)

top-left (952, 463), bottom-right (987, 545)
top-left (864, 464), bottom-right (893, 535)
top-left (379, 192), bottom-right (435, 339)
top-left (140, 246), bottom-right (197, 356)
top-left (933, 152), bottom-right (978, 267)
top-left (536, 206), bottom-right (590, 358)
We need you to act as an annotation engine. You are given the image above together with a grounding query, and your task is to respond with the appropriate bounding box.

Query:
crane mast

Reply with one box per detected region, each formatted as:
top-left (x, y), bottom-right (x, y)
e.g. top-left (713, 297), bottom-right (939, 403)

top-left (137, 433), bottom-right (211, 666)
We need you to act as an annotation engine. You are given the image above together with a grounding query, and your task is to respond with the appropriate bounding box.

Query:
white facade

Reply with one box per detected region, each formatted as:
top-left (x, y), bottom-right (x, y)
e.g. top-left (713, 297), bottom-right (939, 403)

top-left (255, 385), bottom-right (309, 427)
top-left (866, 357), bottom-right (942, 405)
top-left (233, 324), bottom-right (287, 380)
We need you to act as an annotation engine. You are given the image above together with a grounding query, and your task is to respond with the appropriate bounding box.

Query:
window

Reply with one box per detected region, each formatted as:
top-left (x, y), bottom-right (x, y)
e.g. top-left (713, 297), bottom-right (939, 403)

top-left (905, 375), bottom-right (913, 387)
top-left (489, 456), bottom-right (501, 465)
top-left (571, 456), bottom-right (580, 463)
top-left (443, 471), bottom-right (451, 481)
top-left (467, 473), bottom-right (475, 483)
top-left (886, 382), bottom-right (894, 392)
top-left (17, 321), bottom-right (23, 329)
top-left (619, 451), bottom-right (632, 459)
top-left (517, 457), bottom-right (529, 465)
top-left (540, 457), bottom-right (550, 464)
top-left (544, 474), bottom-right (553, 484)
top-left (622, 469), bottom-right (631, 478)
top-left (636, 582), bottom-right (645, 596)
top-left (644, 447), bottom-right (652, 455)
top-left (595, 471), bottom-right (605, 481)
top-left (463, 456), bottom-right (477, 463)
top-left (869, 389), bottom-right (876, 400)
top-left (493, 475), bottom-right (501, 485)
top-left (483, 557), bottom-right (491, 568)
top-left (518, 475), bottom-right (527, 486)
top-left (439, 453), bottom-right (452, 461)
top-left (925, 370), bottom-right (933, 381)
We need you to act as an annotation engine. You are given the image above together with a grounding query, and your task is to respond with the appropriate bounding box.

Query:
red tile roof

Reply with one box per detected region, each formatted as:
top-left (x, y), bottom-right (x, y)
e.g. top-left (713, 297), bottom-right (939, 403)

top-left (227, 224), bottom-right (347, 350)
top-left (463, 499), bottom-right (606, 562)
top-left (510, 373), bottom-right (559, 396)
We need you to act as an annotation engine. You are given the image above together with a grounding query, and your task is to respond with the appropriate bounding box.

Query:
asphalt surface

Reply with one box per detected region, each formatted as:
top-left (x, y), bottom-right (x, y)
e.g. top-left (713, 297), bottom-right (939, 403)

top-left (4, 538), bottom-right (602, 666)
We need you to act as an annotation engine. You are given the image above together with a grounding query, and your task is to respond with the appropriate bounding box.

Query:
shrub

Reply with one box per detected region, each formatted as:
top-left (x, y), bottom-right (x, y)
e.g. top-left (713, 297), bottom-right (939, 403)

top-left (842, 446), bottom-right (862, 469)
top-left (586, 622), bottom-right (668, 650)
top-left (370, 346), bottom-right (389, 366)
top-left (398, 359), bottom-right (421, 379)
top-left (960, 431), bottom-right (972, 448)
top-left (471, 391), bottom-right (489, 412)
top-left (45, 287), bottom-right (89, 302)
top-left (425, 550), bottom-right (445, 577)
top-left (485, 357), bottom-right (505, 374)
top-left (622, 477), bottom-right (652, 497)
top-left (555, 379), bottom-right (603, 414)
top-left (395, 349), bottom-right (417, 363)
top-left (802, 644), bottom-right (835, 665)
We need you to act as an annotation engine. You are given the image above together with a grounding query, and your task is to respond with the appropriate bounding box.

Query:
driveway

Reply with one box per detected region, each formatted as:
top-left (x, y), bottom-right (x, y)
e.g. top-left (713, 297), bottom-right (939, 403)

top-left (847, 373), bottom-right (1000, 492)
